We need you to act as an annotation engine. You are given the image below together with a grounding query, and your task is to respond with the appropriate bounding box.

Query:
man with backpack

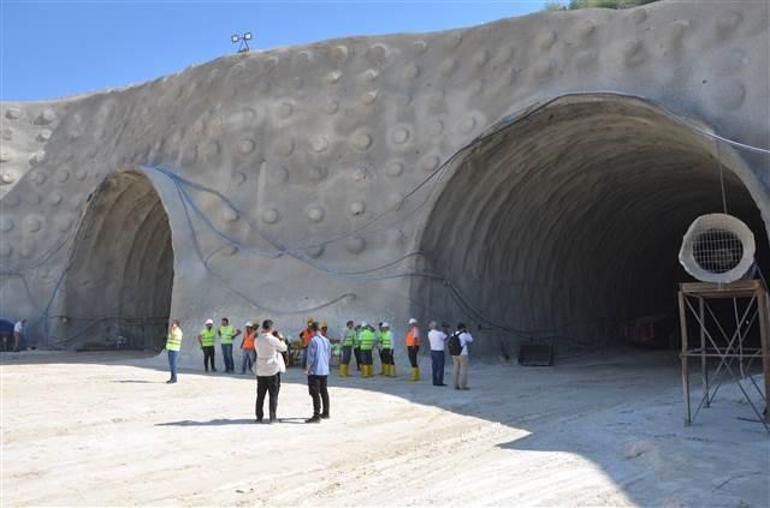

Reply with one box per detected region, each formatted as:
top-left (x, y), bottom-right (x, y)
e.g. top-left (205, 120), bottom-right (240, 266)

top-left (449, 323), bottom-right (474, 390)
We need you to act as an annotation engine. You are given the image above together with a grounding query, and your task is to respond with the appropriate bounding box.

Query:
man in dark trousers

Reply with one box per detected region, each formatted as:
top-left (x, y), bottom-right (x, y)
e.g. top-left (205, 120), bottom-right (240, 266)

top-left (197, 319), bottom-right (217, 372)
top-left (255, 320), bottom-right (287, 424)
top-left (305, 321), bottom-right (331, 423)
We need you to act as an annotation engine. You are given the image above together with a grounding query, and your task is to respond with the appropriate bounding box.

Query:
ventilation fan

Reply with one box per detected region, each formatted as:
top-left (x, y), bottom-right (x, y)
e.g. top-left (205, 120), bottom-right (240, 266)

top-left (679, 213), bottom-right (755, 283)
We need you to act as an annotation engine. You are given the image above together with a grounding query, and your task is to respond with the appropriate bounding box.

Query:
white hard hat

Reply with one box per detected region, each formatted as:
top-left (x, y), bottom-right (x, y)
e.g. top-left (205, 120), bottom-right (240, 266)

top-left (361, 321), bottom-right (368, 327)
top-left (205, 319), bottom-right (214, 325)
top-left (408, 318), bottom-right (418, 324)
top-left (382, 322), bottom-right (390, 328)
top-left (245, 321), bottom-right (253, 327)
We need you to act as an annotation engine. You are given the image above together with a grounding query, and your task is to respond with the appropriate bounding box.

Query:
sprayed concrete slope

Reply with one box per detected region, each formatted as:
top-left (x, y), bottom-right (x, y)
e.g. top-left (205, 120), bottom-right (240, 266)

top-left (0, 0), bottom-right (769, 359)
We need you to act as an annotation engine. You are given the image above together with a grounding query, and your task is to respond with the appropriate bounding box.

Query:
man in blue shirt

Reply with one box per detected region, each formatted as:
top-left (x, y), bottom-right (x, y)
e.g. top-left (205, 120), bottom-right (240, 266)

top-left (305, 321), bottom-right (331, 423)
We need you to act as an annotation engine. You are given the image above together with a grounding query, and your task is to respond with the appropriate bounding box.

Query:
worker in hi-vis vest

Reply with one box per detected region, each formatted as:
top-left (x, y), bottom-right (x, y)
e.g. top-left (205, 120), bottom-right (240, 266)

top-left (378, 322), bottom-right (395, 377)
top-left (406, 318), bottom-right (421, 381)
top-left (166, 319), bottom-right (183, 383)
top-left (218, 317), bottom-right (241, 374)
top-left (353, 323), bottom-right (363, 371)
top-left (358, 322), bottom-right (376, 378)
top-left (299, 317), bottom-right (315, 369)
top-left (198, 319), bottom-right (217, 373)
top-left (339, 320), bottom-right (356, 377)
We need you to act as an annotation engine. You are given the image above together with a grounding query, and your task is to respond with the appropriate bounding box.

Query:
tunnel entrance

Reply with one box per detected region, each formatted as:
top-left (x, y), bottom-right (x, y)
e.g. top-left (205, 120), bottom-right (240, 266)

top-left (413, 95), bottom-right (769, 358)
top-left (61, 170), bottom-right (174, 352)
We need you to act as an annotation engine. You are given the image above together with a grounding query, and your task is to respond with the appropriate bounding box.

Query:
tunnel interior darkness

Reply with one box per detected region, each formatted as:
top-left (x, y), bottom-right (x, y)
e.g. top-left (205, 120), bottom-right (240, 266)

top-left (61, 171), bottom-right (174, 352)
top-left (414, 96), bottom-right (769, 357)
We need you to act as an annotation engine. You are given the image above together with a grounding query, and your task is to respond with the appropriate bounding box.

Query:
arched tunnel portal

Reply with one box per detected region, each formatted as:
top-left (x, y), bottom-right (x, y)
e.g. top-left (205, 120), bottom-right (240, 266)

top-left (58, 170), bottom-right (174, 352)
top-left (413, 95), bottom-right (769, 358)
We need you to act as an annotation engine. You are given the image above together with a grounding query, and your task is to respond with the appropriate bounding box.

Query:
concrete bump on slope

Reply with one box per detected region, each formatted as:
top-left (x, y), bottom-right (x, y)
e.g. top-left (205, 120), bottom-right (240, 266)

top-left (0, 0), bottom-right (768, 359)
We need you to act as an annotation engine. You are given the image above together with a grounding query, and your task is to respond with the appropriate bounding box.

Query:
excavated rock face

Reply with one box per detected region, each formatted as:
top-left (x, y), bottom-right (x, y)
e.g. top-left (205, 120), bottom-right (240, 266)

top-left (0, 1), bottom-right (768, 359)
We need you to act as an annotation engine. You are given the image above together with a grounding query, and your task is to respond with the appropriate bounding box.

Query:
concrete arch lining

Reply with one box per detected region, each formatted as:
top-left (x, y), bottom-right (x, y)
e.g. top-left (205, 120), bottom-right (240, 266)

top-left (411, 94), bottom-right (769, 356)
top-left (56, 170), bottom-right (175, 352)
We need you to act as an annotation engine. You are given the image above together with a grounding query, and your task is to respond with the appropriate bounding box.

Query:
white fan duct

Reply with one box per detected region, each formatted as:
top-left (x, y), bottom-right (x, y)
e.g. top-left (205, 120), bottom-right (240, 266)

top-left (679, 213), bottom-right (756, 284)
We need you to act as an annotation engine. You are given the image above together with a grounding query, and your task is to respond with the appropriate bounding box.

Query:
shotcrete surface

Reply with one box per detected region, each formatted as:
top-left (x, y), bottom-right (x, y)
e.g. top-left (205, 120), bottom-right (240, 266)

top-left (1, 0), bottom-right (768, 358)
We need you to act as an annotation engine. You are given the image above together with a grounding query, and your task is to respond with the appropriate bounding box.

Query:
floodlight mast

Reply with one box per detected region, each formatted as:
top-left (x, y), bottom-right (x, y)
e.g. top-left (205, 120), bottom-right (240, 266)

top-left (231, 32), bottom-right (252, 53)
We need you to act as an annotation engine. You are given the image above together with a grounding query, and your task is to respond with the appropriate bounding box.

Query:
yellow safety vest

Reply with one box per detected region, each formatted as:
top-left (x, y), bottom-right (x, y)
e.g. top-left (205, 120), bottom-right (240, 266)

top-left (359, 329), bottom-right (375, 351)
top-left (342, 329), bottom-right (356, 347)
top-left (166, 328), bottom-right (183, 352)
top-left (379, 330), bottom-right (393, 349)
top-left (219, 325), bottom-right (235, 345)
top-left (200, 328), bottom-right (216, 347)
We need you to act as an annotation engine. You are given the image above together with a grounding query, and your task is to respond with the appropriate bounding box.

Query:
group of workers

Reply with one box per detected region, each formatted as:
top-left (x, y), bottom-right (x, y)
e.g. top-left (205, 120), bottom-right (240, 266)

top-left (333, 318), bottom-right (474, 389)
top-left (164, 316), bottom-right (474, 423)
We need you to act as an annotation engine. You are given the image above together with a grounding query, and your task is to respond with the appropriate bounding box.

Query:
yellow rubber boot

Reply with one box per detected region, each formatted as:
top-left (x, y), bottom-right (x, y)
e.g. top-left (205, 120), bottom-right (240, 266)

top-left (379, 364), bottom-right (386, 376)
top-left (410, 367), bottom-right (418, 381)
top-left (340, 364), bottom-right (347, 377)
top-left (390, 365), bottom-right (397, 377)
top-left (361, 364), bottom-right (368, 378)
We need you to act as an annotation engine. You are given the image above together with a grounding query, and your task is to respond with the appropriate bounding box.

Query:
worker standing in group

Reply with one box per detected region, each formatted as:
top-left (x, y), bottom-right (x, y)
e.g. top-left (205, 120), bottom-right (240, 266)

top-left (450, 322), bottom-right (474, 390)
top-left (299, 317), bottom-right (314, 368)
top-left (428, 321), bottom-right (449, 386)
top-left (378, 322), bottom-right (395, 377)
top-left (375, 322), bottom-right (392, 376)
top-left (339, 321), bottom-right (355, 377)
top-left (358, 322), bottom-right (375, 378)
top-left (165, 319), bottom-right (183, 384)
top-left (406, 318), bottom-right (421, 381)
top-left (198, 319), bottom-right (217, 372)
top-left (353, 323), bottom-right (363, 372)
top-left (240, 322), bottom-right (257, 374)
top-left (218, 317), bottom-right (241, 374)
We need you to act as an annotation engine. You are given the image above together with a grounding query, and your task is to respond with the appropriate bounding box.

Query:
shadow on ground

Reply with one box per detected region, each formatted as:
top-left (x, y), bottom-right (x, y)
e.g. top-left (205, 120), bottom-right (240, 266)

top-left (4, 347), bottom-right (768, 506)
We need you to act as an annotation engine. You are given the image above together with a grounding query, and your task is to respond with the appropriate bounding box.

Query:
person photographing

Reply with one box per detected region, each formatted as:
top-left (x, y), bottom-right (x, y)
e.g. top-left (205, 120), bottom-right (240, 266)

top-left (255, 320), bottom-right (287, 424)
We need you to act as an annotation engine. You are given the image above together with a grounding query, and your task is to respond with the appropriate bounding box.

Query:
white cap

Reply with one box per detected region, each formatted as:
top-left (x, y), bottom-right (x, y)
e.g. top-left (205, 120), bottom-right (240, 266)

top-left (205, 319), bottom-right (214, 325)
top-left (245, 321), bottom-right (253, 327)
top-left (408, 318), bottom-right (418, 324)
top-left (382, 322), bottom-right (390, 328)
top-left (361, 321), bottom-right (368, 327)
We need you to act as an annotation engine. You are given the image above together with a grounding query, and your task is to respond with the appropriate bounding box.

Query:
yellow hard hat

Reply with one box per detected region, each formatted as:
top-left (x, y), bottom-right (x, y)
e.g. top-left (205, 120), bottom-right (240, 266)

top-left (321, 321), bottom-right (328, 328)
top-left (306, 316), bottom-right (314, 324)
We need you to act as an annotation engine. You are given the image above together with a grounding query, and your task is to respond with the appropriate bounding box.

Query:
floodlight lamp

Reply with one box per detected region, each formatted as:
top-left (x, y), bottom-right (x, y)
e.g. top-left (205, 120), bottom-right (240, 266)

top-left (231, 34), bottom-right (240, 43)
top-left (244, 32), bottom-right (252, 41)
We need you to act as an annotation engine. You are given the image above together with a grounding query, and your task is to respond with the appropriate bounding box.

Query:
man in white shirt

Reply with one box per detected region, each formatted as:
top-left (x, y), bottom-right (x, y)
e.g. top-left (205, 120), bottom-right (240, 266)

top-left (13, 319), bottom-right (25, 352)
top-left (451, 323), bottom-right (474, 390)
top-left (255, 320), bottom-right (288, 424)
top-left (428, 321), bottom-right (449, 386)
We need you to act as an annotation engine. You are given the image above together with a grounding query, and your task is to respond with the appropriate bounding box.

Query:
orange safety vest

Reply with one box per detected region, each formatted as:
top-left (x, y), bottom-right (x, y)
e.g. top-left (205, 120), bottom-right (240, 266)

top-left (406, 327), bottom-right (420, 347)
top-left (301, 329), bottom-right (313, 348)
top-left (242, 329), bottom-right (256, 350)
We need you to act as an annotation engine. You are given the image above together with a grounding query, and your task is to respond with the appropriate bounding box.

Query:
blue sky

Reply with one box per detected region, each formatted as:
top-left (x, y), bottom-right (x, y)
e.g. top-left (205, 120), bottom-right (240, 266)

top-left (1, 1), bottom-right (547, 101)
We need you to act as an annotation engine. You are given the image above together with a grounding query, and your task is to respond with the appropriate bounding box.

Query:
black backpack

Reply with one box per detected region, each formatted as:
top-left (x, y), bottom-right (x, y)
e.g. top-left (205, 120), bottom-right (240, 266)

top-left (447, 332), bottom-right (462, 356)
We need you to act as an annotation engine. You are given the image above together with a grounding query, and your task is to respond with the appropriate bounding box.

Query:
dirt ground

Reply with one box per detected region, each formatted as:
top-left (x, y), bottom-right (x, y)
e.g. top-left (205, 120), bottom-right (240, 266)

top-left (1, 350), bottom-right (768, 507)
